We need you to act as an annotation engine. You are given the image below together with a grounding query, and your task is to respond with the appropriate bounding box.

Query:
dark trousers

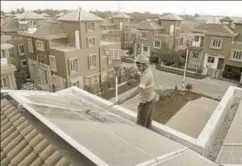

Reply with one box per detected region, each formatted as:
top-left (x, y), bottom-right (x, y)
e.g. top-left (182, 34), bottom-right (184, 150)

top-left (136, 97), bottom-right (156, 128)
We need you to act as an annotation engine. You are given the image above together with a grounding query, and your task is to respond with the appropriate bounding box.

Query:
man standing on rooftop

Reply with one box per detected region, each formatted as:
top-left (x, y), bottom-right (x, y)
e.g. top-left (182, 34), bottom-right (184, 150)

top-left (113, 54), bottom-right (156, 128)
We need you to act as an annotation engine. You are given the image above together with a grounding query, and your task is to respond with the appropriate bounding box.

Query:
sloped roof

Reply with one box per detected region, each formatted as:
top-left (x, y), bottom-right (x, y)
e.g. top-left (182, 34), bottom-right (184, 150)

top-left (1, 99), bottom-right (75, 166)
top-left (57, 9), bottom-right (103, 22)
top-left (181, 20), bottom-right (206, 33)
top-left (220, 16), bottom-right (233, 22)
top-left (101, 18), bottom-right (116, 26)
top-left (234, 18), bottom-right (242, 24)
top-left (112, 12), bottom-right (132, 19)
top-left (16, 11), bottom-right (44, 20)
top-left (1, 18), bottom-right (19, 32)
top-left (41, 13), bottom-right (50, 17)
top-left (193, 23), bottom-right (235, 36)
top-left (159, 13), bottom-right (184, 21)
top-left (32, 20), bottom-right (67, 39)
top-left (135, 19), bottom-right (163, 30)
top-left (56, 12), bottom-right (64, 17)
top-left (5, 13), bottom-right (14, 17)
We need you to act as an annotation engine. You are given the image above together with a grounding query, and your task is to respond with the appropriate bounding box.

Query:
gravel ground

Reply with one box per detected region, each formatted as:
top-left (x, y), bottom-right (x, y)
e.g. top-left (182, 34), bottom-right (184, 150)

top-left (205, 98), bottom-right (240, 161)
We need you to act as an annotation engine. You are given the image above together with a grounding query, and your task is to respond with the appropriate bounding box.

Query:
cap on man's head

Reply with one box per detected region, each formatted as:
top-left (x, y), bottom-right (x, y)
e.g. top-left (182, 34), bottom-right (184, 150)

top-left (135, 54), bottom-right (149, 64)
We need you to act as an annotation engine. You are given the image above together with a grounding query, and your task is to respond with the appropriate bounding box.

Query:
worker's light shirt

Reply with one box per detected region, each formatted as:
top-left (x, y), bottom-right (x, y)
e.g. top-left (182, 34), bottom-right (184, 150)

top-left (138, 68), bottom-right (156, 103)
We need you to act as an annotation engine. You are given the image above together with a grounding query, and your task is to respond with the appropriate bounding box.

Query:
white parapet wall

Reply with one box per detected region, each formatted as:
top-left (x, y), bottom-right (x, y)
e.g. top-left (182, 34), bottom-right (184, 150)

top-left (61, 86), bottom-right (242, 157)
top-left (197, 86), bottom-right (242, 157)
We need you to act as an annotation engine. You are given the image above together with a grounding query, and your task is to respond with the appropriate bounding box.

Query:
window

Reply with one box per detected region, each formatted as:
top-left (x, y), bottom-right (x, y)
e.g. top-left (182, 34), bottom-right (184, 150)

top-left (1, 50), bottom-right (5, 58)
top-left (112, 49), bottom-right (120, 60)
top-left (87, 22), bottom-right (95, 32)
top-left (207, 56), bottom-right (215, 63)
top-left (169, 25), bottom-right (174, 35)
top-left (108, 54), bottom-right (112, 64)
top-left (9, 48), bottom-right (13, 57)
top-left (87, 37), bottom-right (96, 48)
top-left (88, 54), bottom-right (97, 69)
top-left (231, 50), bottom-right (242, 62)
top-left (49, 55), bottom-right (57, 72)
top-left (1, 76), bottom-right (9, 88)
top-left (27, 39), bottom-right (34, 53)
top-left (194, 36), bottom-right (199, 42)
top-left (210, 38), bottom-right (222, 49)
top-left (153, 40), bottom-right (161, 48)
top-left (35, 40), bottom-right (45, 51)
top-left (18, 44), bottom-right (25, 56)
top-left (192, 52), bottom-right (199, 59)
top-left (72, 81), bottom-right (80, 87)
top-left (180, 38), bottom-right (183, 45)
top-left (68, 58), bottom-right (78, 74)
top-left (38, 69), bottom-right (47, 84)
top-left (21, 59), bottom-right (28, 67)
top-left (140, 31), bottom-right (148, 39)
top-left (89, 75), bottom-right (98, 85)
top-left (108, 69), bottom-right (115, 77)
top-left (137, 44), bottom-right (140, 48)
top-left (143, 46), bottom-right (148, 52)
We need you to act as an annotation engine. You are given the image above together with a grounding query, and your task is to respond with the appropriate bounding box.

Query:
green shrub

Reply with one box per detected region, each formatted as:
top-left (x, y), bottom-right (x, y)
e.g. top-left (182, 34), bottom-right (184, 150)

top-left (185, 83), bottom-right (193, 91)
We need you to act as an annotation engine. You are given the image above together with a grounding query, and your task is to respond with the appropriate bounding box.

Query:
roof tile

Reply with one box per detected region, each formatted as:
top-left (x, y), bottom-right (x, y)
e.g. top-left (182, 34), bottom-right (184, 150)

top-left (1, 126), bottom-right (15, 141)
top-left (58, 9), bottom-right (103, 22)
top-left (11, 145), bottom-right (33, 165)
top-left (1, 99), bottom-right (74, 166)
top-left (112, 12), bottom-right (132, 19)
top-left (45, 151), bottom-right (63, 165)
top-left (29, 134), bottom-right (45, 147)
top-left (159, 13), bottom-right (184, 21)
top-left (18, 151), bottom-right (39, 166)
top-left (29, 157), bottom-right (45, 166)
top-left (135, 19), bottom-right (163, 30)
top-left (7, 139), bottom-right (28, 159)
top-left (194, 23), bottom-right (235, 35)
top-left (39, 145), bottom-right (55, 159)
top-left (33, 139), bottom-right (49, 153)
top-left (1, 130), bottom-right (19, 147)
top-left (3, 135), bottom-right (23, 153)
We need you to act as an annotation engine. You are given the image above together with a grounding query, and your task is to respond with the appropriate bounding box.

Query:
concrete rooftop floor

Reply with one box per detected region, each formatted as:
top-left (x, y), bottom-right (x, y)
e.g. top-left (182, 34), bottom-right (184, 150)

top-left (166, 97), bottom-right (219, 138)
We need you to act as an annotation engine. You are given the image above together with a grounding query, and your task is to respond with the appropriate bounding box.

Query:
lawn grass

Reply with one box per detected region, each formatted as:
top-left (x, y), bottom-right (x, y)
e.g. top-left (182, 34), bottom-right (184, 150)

top-left (100, 81), bottom-right (139, 100)
top-left (153, 90), bottom-right (212, 124)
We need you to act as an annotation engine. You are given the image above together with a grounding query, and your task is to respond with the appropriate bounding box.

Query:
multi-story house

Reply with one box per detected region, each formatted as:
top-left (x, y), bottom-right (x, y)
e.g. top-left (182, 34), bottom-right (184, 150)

top-left (1, 34), bottom-right (17, 89)
top-left (1, 12), bottom-right (45, 89)
top-left (134, 13), bottom-right (184, 57)
top-left (17, 9), bottom-right (124, 93)
top-left (188, 17), bottom-right (242, 81)
top-left (101, 12), bottom-right (138, 51)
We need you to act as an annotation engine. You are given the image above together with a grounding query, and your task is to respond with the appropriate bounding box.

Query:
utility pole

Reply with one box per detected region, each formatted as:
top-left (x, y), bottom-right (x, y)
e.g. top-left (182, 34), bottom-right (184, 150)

top-left (182, 41), bottom-right (191, 91)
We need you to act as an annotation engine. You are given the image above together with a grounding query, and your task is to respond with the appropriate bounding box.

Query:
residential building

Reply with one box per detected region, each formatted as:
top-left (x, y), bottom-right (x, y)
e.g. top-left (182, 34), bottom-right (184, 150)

top-left (134, 13), bottom-right (184, 57)
top-left (101, 12), bottom-right (139, 51)
top-left (17, 9), bottom-right (123, 92)
top-left (188, 17), bottom-right (242, 81)
top-left (1, 12), bottom-right (45, 89)
top-left (1, 35), bottom-right (17, 89)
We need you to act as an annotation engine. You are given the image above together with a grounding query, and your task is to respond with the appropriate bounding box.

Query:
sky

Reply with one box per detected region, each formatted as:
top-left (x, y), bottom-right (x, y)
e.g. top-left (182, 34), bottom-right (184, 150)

top-left (1, 1), bottom-right (242, 17)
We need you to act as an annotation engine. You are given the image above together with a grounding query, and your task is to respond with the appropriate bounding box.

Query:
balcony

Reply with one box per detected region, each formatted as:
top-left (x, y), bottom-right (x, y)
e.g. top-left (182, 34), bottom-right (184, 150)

top-left (189, 41), bottom-right (203, 50)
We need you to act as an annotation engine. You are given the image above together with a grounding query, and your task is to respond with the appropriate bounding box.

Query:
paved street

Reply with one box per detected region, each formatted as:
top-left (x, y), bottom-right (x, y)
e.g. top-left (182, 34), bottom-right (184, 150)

top-left (110, 63), bottom-right (237, 112)
top-left (150, 65), bottom-right (237, 98)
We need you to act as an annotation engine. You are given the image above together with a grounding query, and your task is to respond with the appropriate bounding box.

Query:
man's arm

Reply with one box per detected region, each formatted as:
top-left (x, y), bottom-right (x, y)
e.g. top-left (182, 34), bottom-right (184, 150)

top-left (120, 86), bottom-right (140, 103)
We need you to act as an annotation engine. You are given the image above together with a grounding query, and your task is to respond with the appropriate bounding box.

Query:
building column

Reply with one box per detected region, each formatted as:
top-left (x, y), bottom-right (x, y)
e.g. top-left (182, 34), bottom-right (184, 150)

top-left (203, 54), bottom-right (208, 75)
